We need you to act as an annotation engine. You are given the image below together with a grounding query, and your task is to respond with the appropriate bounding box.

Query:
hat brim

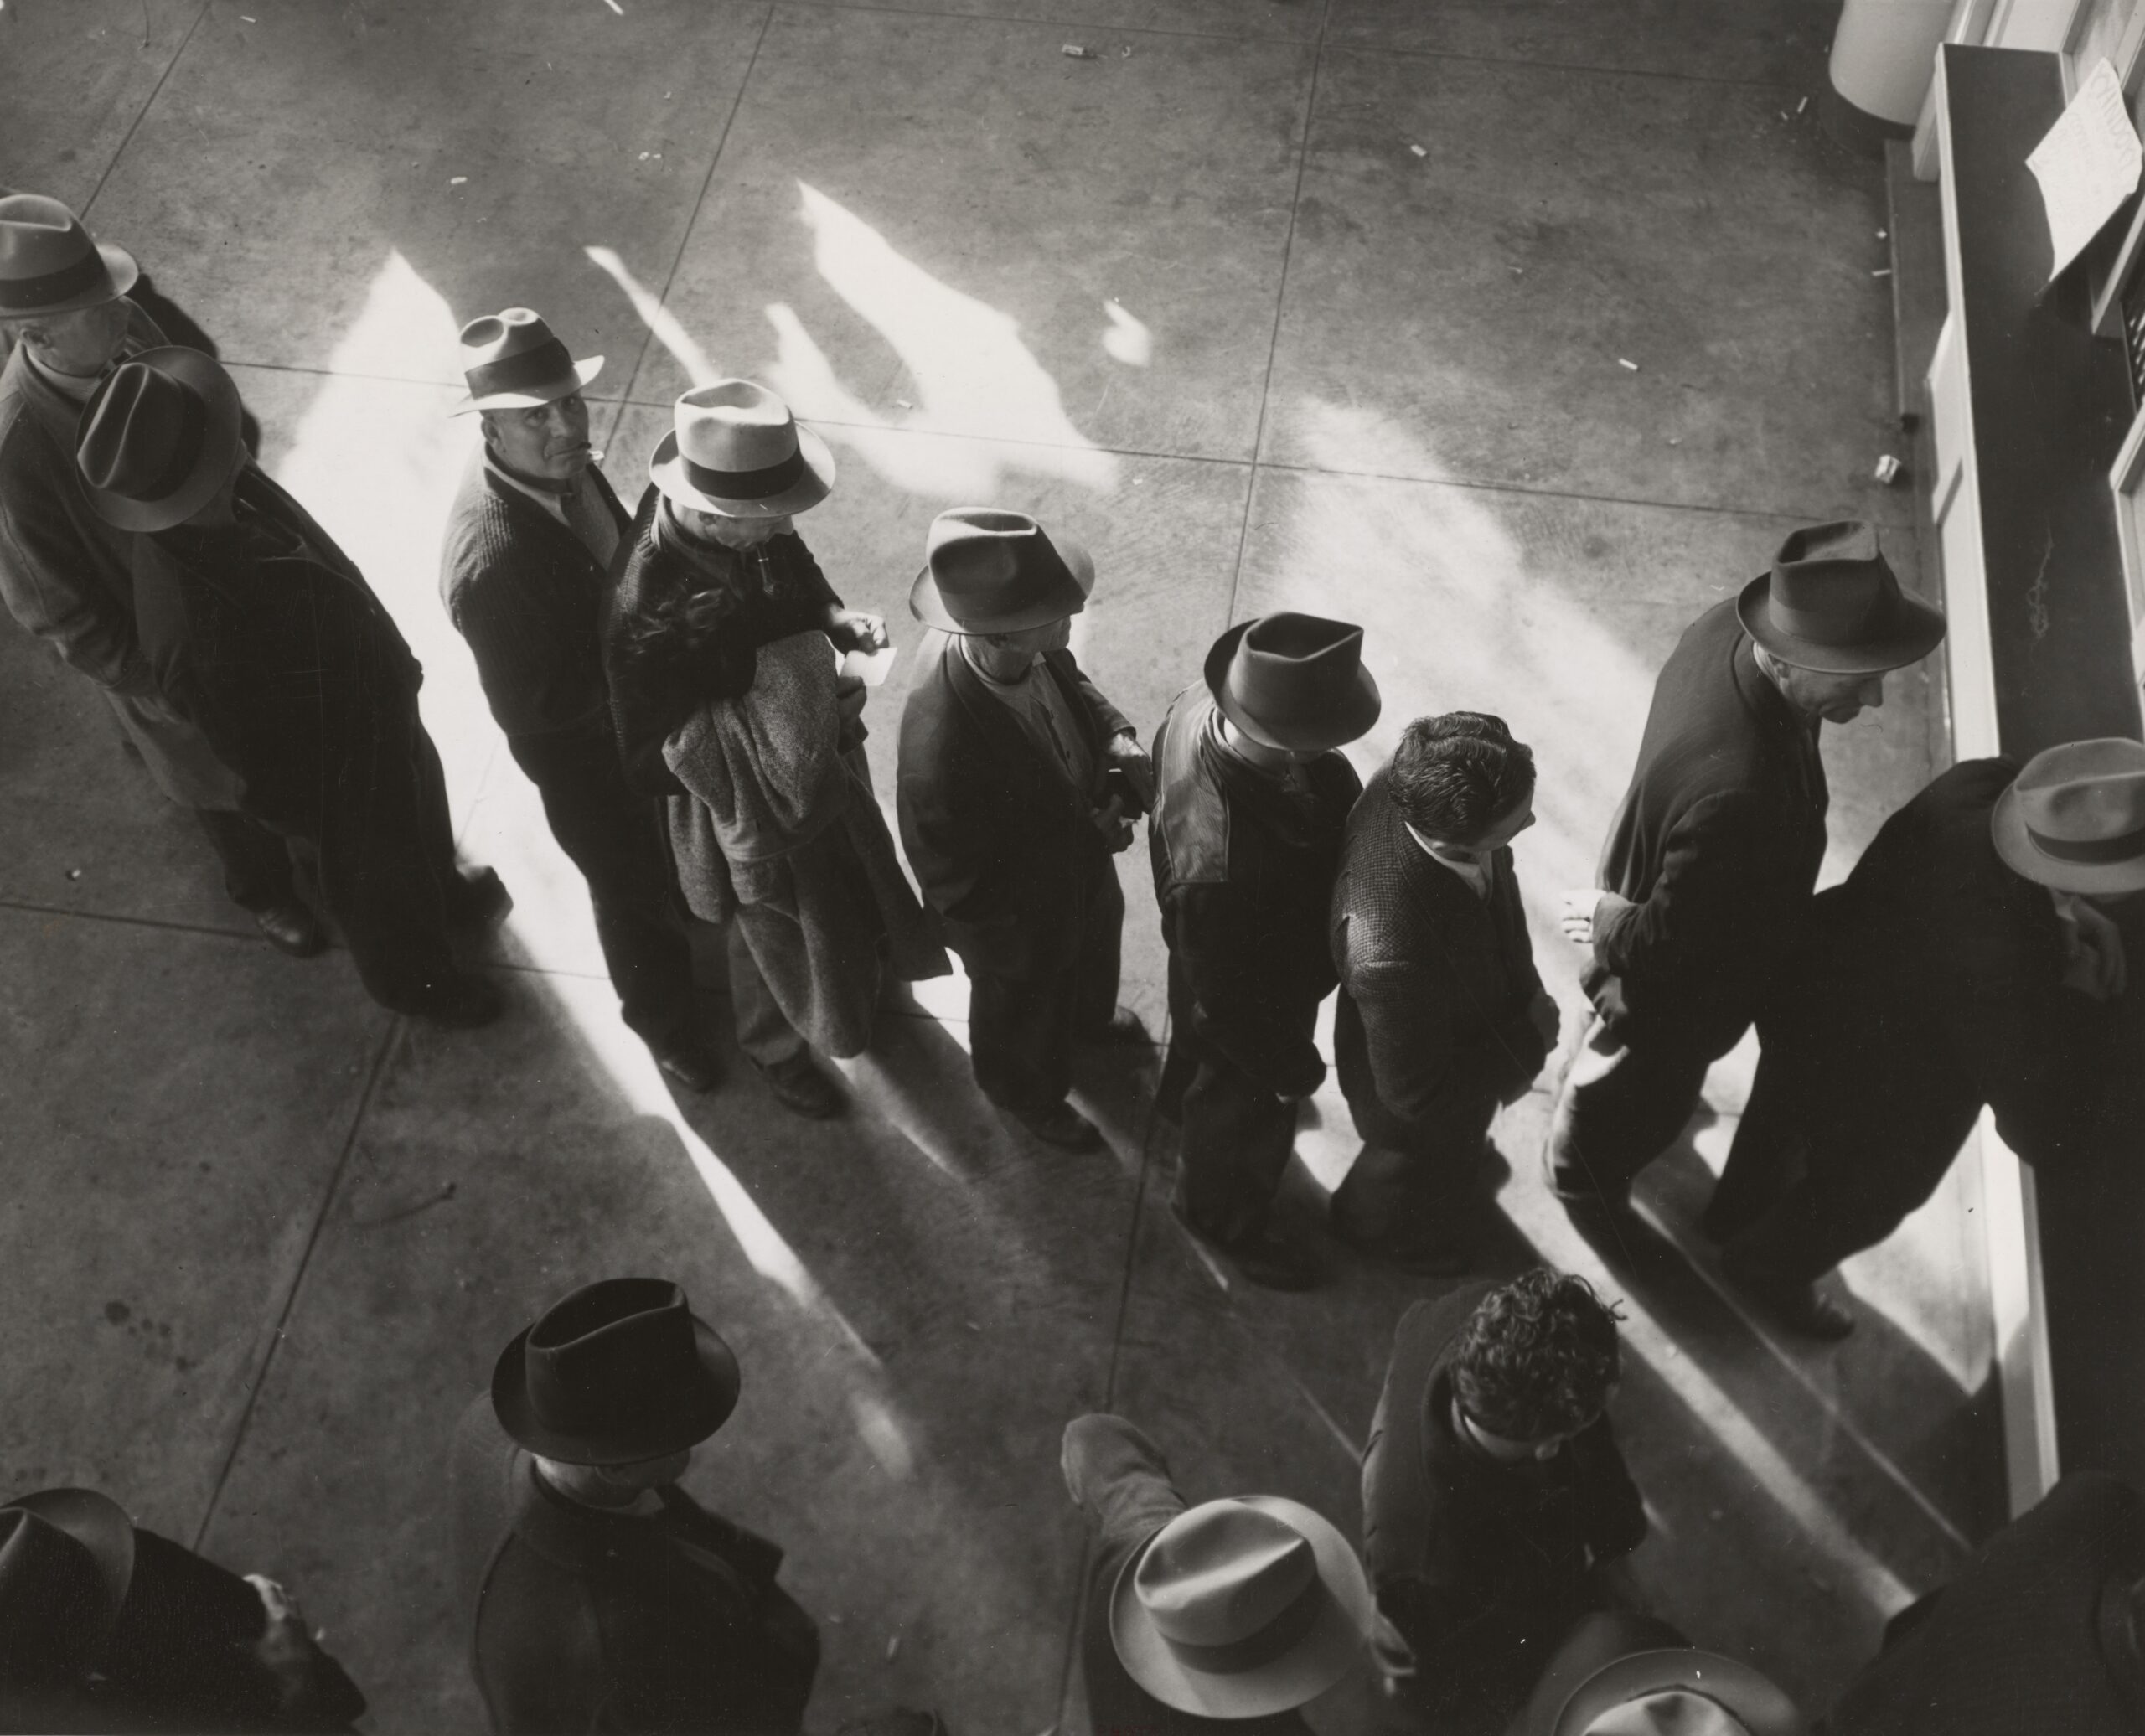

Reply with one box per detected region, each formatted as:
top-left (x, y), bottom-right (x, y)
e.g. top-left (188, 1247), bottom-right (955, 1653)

top-left (1736, 572), bottom-right (1946, 675)
top-left (649, 421), bottom-right (835, 518)
top-left (0, 240), bottom-right (138, 319)
top-left (9, 1488), bottom-right (137, 1656)
top-left (1109, 1496), bottom-right (1374, 1719)
top-left (1553, 1648), bottom-right (1805, 1736)
top-left (1202, 618), bottom-right (1382, 752)
top-left (79, 344), bottom-right (246, 534)
top-left (489, 1315), bottom-right (742, 1466)
top-left (451, 353), bottom-right (606, 416)
top-left (1989, 781), bottom-right (2145, 896)
top-left (908, 534), bottom-right (1094, 633)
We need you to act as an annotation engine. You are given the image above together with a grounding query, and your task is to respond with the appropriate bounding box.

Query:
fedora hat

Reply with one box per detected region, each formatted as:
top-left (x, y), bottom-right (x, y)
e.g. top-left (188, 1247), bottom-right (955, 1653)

top-left (1110, 1496), bottom-right (1372, 1718)
top-left (0, 194), bottom-right (137, 319)
top-left (0, 1489), bottom-right (136, 1684)
top-left (491, 1278), bottom-right (741, 1467)
top-left (1736, 520), bottom-right (1945, 675)
top-left (76, 347), bottom-right (246, 534)
top-left (1553, 1648), bottom-right (1805, 1736)
top-left (909, 508), bottom-right (1093, 634)
top-left (450, 307), bottom-right (604, 415)
top-left (649, 379), bottom-right (834, 519)
top-left (1992, 737), bottom-right (2145, 895)
top-left (1204, 612), bottom-right (1381, 753)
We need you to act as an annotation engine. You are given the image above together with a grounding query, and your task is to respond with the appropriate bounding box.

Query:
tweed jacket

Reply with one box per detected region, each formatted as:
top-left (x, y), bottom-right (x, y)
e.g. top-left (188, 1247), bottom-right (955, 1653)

top-left (603, 489), bottom-right (845, 798)
top-left (0, 303), bottom-right (245, 808)
top-left (132, 466), bottom-right (421, 833)
top-left (1331, 768), bottom-right (1548, 1127)
top-left (1589, 600), bottom-right (1829, 1051)
top-left (1150, 686), bottom-right (1362, 1094)
top-left (897, 639), bottom-right (1132, 980)
top-left (452, 1399), bottom-right (819, 1735)
top-left (1361, 1287), bottom-right (1646, 1692)
top-left (1755, 757), bottom-right (2127, 1175)
top-left (1824, 1472), bottom-right (2145, 1734)
top-left (440, 452), bottom-right (630, 740)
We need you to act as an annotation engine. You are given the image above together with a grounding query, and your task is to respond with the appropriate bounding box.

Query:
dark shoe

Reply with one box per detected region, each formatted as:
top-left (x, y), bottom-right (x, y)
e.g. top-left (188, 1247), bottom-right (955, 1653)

top-left (1006, 1099), bottom-right (1104, 1151)
top-left (1542, 1138), bottom-right (1628, 1210)
top-left (752, 1051), bottom-right (843, 1119)
top-left (1171, 1201), bottom-right (1322, 1291)
top-left (442, 866), bottom-right (510, 927)
top-left (1722, 1254), bottom-right (1857, 1341)
top-left (1080, 1007), bottom-right (1151, 1047)
top-left (254, 900), bottom-right (326, 958)
top-left (651, 1036), bottom-right (721, 1094)
top-left (409, 972), bottom-right (503, 1029)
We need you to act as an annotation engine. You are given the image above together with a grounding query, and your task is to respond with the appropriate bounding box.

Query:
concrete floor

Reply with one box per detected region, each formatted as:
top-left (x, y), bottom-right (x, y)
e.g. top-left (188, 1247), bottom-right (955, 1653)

top-left (0, 0), bottom-right (2003, 1729)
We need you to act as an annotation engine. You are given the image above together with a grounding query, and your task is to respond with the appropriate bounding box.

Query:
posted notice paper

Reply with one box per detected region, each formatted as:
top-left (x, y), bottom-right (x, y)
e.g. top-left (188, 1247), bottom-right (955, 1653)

top-left (2028, 57), bottom-right (2143, 284)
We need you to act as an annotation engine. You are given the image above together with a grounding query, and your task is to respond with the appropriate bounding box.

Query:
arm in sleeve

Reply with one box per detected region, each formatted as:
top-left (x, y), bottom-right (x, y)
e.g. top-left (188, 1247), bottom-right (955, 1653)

top-left (1062, 1413), bottom-right (1187, 1560)
top-left (448, 562), bottom-right (562, 736)
top-left (0, 441), bottom-right (157, 695)
top-left (1067, 654), bottom-right (1134, 741)
top-left (895, 731), bottom-right (1020, 933)
top-left (1349, 958), bottom-right (1543, 1119)
top-left (1592, 793), bottom-right (1805, 999)
top-left (1574, 1422), bottom-right (1649, 1563)
top-left (1169, 882), bottom-right (1328, 1094)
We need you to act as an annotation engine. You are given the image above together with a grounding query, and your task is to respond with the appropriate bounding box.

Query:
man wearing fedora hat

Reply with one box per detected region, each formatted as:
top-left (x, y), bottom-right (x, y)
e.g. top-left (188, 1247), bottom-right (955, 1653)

top-left (897, 507), bottom-right (1154, 1152)
top-left (453, 1277), bottom-right (824, 1733)
top-left (1549, 522), bottom-right (1945, 1293)
top-left (440, 309), bottom-right (717, 1084)
top-left (1699, 744), bottom-right (2137, 1337)
top-left (1507, 1610), bottom-right (1806, 1736)
top-left (1060, 1412), bottom-right (1376, 1728)
top-left (78, 348), bottom-right (508, 1026)
top-left (0, 1484), bottom-right (366, 1730)
top-left (1330, 712), bottom-right (1561, 1274)
top-left (1150, 612), bottom-right (1378, 1289)
top-left (604, 379), bottom-right (907, 1119)
top-left (0, 191), bottom-right (322, 958)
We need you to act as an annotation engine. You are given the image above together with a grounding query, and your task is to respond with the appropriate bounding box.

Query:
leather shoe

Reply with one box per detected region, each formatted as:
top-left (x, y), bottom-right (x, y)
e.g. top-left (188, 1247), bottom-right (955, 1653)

top-left (1722, 1253), bottom-right (1857, 1341)
top-left (1008, 1100), bottom-right (1104, 1151)
top-left (652, 1037), bottom-right (721, 1094)
top-left (442, 866), bottom-right (511, 927)
top-left (752, 1051), bottom-right (843, 1119)
top-left (1171, 1202), bottom-right (1322, 1291)
top-left (254, 901), bottom-right (326, 958)
top-left (409, 973), bottom-right (504, 1029)
top-left (1080, 1007), bottom-right (1151, 1047)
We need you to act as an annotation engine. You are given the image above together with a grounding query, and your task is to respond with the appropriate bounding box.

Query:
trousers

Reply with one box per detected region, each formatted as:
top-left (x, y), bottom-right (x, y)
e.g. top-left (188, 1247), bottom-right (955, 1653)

top-left (967, 855), bottom-right (1124, 1113)
top-left (193, 807), bottom-right (297, 912)
top-left (1547, 1006), bottom-right (1732, 1200)
top-left (509, 723), bottom-right (698, 1046)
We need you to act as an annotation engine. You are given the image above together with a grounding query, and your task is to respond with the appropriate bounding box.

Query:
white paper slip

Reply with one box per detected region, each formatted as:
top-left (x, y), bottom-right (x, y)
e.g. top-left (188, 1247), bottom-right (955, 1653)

top-left (2027, 58), bottom-right (2143, 284)
top-left (841, 643), bottom-right (898, 687)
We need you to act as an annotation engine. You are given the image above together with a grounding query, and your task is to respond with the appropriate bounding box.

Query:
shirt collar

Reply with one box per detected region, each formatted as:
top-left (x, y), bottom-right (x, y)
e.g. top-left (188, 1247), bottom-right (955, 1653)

top-left (1406, 820), bottom-right (1491, 888)
top-left (484, 447), bottom-right (572, 522)
top-left (23, 348), bottom-right (104, 404)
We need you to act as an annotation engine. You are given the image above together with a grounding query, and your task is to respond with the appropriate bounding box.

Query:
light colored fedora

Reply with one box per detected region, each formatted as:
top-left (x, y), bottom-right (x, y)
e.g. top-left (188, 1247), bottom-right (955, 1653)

top-left (1736, 520), bottom-right (1946, 676)
top-left (1109, 1496), bottom-right (1374, 1719)
top-left (1553, 1648), bottom-right (1806, 1736)
top-left (450, 307), bottom-right (603, 414)
top-left (1991, 737), bottom-right (2145, 896)
top-left (0, 194), bottom-right (137, 319)
top-left (76, 348), bottom-right (246, 534)
top-left (909, 508), bottom-right (1092, 634)
top-left (648, 379), bottom-right (834, 519)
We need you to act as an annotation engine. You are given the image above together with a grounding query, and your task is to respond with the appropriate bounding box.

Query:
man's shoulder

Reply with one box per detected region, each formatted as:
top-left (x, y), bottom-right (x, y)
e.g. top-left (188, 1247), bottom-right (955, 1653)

top-left (1153, 688), bottom-right (1230, 889)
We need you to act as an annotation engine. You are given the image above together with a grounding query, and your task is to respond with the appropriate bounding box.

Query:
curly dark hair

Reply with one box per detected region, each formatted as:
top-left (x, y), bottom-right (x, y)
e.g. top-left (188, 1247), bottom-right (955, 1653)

top-left (1388, 711), bottom-right (1534, 844)
top-left (1449, 1268), bottom-right (1623, 1442)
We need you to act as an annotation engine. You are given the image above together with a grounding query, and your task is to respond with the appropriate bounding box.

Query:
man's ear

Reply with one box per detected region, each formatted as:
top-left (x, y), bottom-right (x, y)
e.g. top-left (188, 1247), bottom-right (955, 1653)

top-left (477, 411), bottom-right (500, 451)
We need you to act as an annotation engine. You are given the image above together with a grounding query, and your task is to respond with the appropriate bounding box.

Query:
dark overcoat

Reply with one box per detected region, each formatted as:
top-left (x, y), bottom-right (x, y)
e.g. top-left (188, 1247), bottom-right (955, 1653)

top-left (1331, 768), bottom-right (1548, 1139)
top-left (896, 638), bottom-right (1130, 979)
top-left (451, 1399), bottom-right (819, 1735)
top-left (1589, 599), bottom-right (1829, 1053)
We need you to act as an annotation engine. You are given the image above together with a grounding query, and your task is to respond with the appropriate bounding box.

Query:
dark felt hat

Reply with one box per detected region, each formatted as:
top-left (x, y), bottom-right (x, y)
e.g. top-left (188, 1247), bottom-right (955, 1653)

top-left (908, 508), bottom-right (1093, 634)
top-left (451, 307), bottom-right (603, 415)
top-left (1736, 520), bottom-right (1945, 674)
top-left (1203, 612), bottom-right (1381, 752)
top-left (76, 347), bottom-right (246, 533)
top-left (491, 1278), bottom-right (742, 1466)
top-left (0, 194), bottom-right (137, 319)
top-left (0, 1489), bottom-right (136, 1685)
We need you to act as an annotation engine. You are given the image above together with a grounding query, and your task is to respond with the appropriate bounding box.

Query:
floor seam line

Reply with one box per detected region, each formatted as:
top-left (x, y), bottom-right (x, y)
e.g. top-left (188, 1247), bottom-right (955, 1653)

top-left (1321, 38), bottom-right (1820, 90)
top-left (618, 3), bottom-right (777, 406)
top-left (0, 896), bottom-right (266, 946)
top-left (772, 0), bottom-right (1305, 44)
top-left (191, 1015), bottom-right (403, 1554)
top-left (80, 0), bottom-right (212, 220)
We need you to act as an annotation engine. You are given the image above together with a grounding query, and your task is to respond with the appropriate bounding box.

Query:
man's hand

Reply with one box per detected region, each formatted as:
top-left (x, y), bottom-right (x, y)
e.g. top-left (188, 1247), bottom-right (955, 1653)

top-left (824, 608), bottom-right (890, 655)
top-left (1088, 793), bottom-right (1135, 853)
top-left (2064, 901), bottom-right (2129, 1002)
top-left (835, 672), bottom-right (868, 726)
top-left (1559, 887), bottom-right (1628, 948)
top-left (1104, 731), bottom-right (1156, 814)
top-left (1528, 989), bottom-right (1560, 1052)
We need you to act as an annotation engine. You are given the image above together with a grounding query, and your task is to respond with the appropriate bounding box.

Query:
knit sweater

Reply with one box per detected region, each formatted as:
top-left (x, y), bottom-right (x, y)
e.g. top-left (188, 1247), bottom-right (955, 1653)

top-left (439, 452), bottom-right (629, 738)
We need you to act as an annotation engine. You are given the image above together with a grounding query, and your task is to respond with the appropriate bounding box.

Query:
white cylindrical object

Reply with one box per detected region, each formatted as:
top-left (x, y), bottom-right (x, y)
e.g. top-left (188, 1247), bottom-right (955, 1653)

top-left (1830, 0), bottom-right (1956, 127)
